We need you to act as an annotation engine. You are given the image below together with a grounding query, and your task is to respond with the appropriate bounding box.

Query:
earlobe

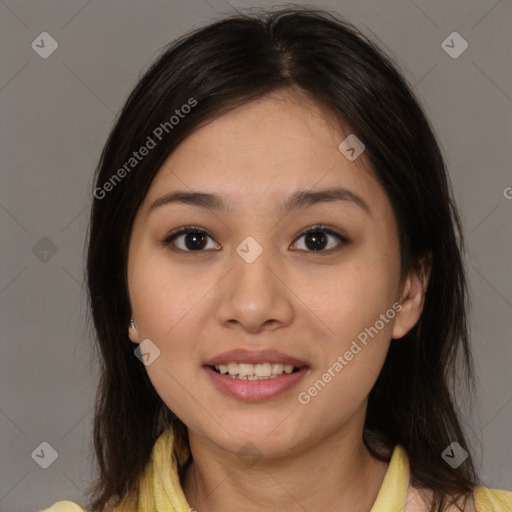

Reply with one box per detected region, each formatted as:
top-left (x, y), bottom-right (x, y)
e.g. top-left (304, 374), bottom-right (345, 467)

top-left (392, 254), bottom-right (431, 340)
top-left (128, 317), bottom-right (139, 344)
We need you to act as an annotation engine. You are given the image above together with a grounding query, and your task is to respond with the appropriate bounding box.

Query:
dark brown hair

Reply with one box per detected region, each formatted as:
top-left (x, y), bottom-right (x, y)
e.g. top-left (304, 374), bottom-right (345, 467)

top-left (86, 6), bottom-right (477, 511)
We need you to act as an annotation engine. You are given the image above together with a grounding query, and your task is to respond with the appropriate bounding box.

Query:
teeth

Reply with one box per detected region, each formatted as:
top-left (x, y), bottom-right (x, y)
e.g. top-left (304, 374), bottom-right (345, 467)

top-left (272, 363), bottom-right (284, 375)
top-left (214, 362), bottom-right (296, 379)
top-left (239, 363), bottom-right (253, 377)
top-left (255, 363), bottom-right (272, 377)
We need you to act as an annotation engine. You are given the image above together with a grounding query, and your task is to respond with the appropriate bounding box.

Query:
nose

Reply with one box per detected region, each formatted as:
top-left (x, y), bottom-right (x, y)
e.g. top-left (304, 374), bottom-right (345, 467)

top-left (214, 243), bottom-right (294, 334)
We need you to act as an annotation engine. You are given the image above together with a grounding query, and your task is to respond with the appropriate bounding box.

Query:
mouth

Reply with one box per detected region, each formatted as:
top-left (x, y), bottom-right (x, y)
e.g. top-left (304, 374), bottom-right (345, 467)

top-left (203, 349), bottom-right (310, 401)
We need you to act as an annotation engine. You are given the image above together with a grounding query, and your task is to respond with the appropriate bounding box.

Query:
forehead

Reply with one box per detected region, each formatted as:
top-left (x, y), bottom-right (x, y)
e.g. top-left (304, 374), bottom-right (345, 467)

top-left (144, 91), bottom-right (385, 215)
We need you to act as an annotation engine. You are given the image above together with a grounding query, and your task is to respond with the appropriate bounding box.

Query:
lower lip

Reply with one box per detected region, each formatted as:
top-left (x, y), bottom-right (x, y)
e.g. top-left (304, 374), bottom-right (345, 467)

top-left (204, 366), bottom-right (309, 401)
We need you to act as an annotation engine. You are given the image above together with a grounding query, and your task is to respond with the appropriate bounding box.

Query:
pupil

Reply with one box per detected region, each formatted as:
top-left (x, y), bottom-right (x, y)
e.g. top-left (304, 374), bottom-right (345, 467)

top-left (185, 232), bottom-right (207, 250)
top-left (305, 231), bottom-right (327, 251)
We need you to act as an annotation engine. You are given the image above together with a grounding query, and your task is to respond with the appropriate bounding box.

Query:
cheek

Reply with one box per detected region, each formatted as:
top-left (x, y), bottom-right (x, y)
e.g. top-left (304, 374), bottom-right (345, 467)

top-left (128, 240), bottom-right (208, 339)
top-left (296, 238), bottom-right (399, 406)
top-left (127, 242), bottom-right (213, 417)
top-left (308, 254), bottom-right (400, 350)
top-left (296, 271), bottom-right (395, 430)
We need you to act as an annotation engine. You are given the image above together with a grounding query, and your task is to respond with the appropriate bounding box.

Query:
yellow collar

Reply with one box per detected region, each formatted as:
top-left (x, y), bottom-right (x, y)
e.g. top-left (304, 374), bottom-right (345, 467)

top-left (370, 443), bottom-right (409, 511)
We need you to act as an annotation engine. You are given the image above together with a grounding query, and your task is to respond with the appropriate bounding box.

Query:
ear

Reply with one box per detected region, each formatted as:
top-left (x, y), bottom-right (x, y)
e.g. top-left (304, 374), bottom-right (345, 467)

top-left (392, 254), bottom-right (431, 340)
top-left (128, 317), bottom-right (140, 344)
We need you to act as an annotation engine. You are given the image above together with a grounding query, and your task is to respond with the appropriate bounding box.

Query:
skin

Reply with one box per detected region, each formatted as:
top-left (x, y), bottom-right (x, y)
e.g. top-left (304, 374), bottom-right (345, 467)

top-left (127, 90), bottom-right (429, 512)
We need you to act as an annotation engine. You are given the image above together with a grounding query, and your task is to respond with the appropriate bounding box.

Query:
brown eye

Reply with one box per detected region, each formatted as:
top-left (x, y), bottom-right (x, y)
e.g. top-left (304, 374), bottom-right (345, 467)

top-left (163, 227), bottom-right (220, 252)
top-left (291, 225), bottom-right (348, 252)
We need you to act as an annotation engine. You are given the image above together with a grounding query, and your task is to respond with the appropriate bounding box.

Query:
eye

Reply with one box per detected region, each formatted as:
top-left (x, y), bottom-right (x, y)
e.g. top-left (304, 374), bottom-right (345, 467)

top-left (291, 225), bottom-right (349, 252)
top-left (162, 226), bottom-right (220, 252)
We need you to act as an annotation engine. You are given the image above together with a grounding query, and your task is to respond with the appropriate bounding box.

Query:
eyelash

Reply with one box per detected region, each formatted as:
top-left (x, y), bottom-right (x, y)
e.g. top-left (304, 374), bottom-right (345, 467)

top-left (161, 224), bottom-right (349, 254)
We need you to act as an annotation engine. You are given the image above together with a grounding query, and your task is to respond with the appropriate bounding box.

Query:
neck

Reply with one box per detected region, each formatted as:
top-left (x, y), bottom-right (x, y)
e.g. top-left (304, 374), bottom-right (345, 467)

top-left (182, 417), bottom-right (388, 512)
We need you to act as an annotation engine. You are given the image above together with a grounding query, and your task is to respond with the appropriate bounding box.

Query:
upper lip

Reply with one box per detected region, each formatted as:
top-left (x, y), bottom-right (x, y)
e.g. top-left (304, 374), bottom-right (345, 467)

top-left (204, 349), bottom-right (309, 368)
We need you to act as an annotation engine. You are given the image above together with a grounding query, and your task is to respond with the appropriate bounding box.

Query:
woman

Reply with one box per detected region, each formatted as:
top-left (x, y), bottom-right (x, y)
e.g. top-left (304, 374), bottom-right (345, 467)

top-left (42, 7), bottom-right (512, 512)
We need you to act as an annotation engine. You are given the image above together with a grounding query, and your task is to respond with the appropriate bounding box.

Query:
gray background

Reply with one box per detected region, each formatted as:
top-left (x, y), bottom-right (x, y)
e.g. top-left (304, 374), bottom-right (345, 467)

top-left (1, 0), bottom-right (511, 510)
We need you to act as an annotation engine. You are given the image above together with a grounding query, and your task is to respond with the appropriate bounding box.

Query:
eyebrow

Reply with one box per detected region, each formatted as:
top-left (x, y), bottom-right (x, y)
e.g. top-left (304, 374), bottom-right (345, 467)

top-left (147, 187), bottom-right (371, 217)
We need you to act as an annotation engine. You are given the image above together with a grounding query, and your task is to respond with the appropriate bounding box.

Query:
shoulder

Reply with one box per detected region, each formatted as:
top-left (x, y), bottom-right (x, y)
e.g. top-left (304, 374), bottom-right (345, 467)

top-left (473, 485), bottom-right (512, 512)
top-left (39, 497), bottom-right (129, 512)
top-left (406, 484), bottom-right (512, 511)
top-left (38, 501), bottom-right (86, 512)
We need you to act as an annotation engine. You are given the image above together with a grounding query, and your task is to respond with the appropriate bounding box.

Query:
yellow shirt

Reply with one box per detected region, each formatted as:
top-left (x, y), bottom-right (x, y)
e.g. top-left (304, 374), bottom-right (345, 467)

top-left (40, 426), bottom-right (512, 512)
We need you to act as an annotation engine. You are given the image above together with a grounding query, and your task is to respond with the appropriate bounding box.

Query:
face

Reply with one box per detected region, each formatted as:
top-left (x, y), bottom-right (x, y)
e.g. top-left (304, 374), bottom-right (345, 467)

top-left (127, 90), bottom-right (422, 459)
